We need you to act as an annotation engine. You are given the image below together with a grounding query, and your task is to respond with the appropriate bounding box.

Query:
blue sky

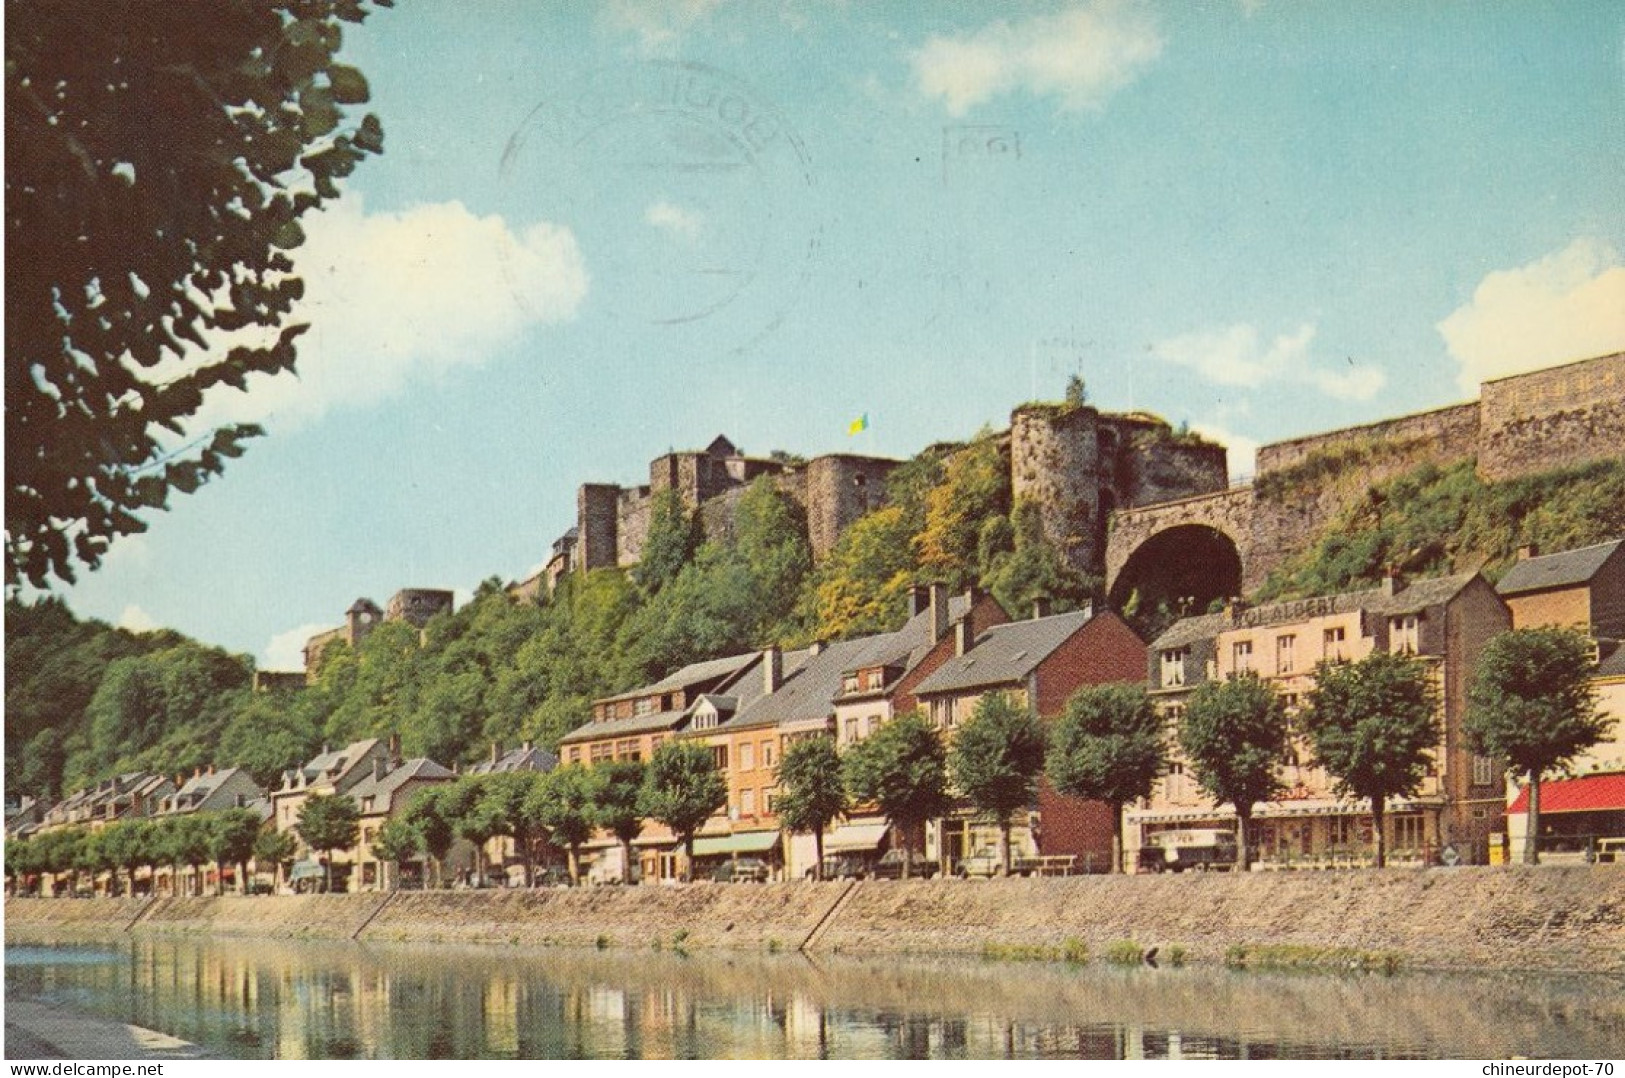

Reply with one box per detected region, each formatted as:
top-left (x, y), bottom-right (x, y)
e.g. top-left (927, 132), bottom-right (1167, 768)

top-left (47, 0), bottom-right (1625, 670)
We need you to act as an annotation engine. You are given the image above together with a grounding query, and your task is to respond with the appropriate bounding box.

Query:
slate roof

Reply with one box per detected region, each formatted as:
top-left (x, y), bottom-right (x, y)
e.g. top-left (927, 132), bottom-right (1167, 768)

top-left (1497, 540), bottom-right (1624, 596)
top-left (913, 609), bottom-right (1095, 696)
top-left (592, 650), bottom-right (760, 705)
top-left (286, 738), bottom-right (383, 788)
top-left (720, 638), bottom-right (877, 732)
top-left (558, 707), bottom-right (692, 745)
top-left (164, 767), bottom-right (262, 812)
top-left (466, 745), bottom-right (558, 775)
top-left (1151, 572), bottom-right (1484, 649)
top-left (347, 758), bottom-right (455, 815)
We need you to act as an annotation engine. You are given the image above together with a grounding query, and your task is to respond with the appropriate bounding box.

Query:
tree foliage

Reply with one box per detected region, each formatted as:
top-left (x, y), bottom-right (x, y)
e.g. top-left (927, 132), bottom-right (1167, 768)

top-left (295, 793), bottom-right (359, 891)
top-left (1047, 683), bottom-right (1166, 873)
top-left (6, 0), bottom-right (392, 588)
top-left (528, 766), bottom-right (595, 882)
top-left (1179, 674), bottom-right (1289, 870)
top-left (914, 432), bottom-right (1010, 590)
top-left (1466, 626), bottom-right (1610, 864)
top-left (774, 737), bottom-right (848, 878)
top-left (591, 759), bottom-right (647, 884)
top-left (640, 741), bottom-right (726, 881)
top-left (634, 488), bottom-right (701, 595)
top-left (843, 710), bottom-right (951, 877)
top-left (1302, 651), bottom-right (1440, 867)
top-left (949, 692), bottom-right (1048, 875)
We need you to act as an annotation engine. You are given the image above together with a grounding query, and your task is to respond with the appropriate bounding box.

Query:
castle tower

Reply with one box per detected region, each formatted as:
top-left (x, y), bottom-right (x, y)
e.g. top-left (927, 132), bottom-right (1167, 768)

top-left (1010, 404), bottom-right (1103, 573)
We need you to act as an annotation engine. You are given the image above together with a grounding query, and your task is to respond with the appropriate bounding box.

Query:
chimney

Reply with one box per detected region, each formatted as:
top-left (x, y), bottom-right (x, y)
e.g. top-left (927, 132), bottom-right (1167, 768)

top-left (1517, 543), bottom-right (1539, 561)
top-left (388, 732), bottom-right (402, 765)
top-left (193, 766), bottom-right (202, 780)
top-left (929, 583), bottom-right (950, 644)
top-left (763, 645), bottom-right (783, 694)
top-left (955, 607), bottom-right (977, 657)
top-left (490, 741), bottom-right (502, 765)
top-left (808, 639), bottom-right (825, 656)
top-left (908, 584), bottom-right (930, 618)
top-left (1382, 566), bottom-right (1402, 597)
top-left (522, 740), bottom-right (534, 754)
top-left (1032, 596), bottom-right (1052, 620)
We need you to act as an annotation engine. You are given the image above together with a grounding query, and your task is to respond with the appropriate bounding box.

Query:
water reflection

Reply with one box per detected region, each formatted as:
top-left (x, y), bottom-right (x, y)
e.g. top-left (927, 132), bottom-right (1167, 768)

top-left (6, 933), bottom-right (1622, 1060)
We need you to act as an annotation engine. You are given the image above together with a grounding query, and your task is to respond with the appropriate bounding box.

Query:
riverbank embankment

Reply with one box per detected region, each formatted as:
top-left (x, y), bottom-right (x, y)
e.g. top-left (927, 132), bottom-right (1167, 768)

top-left (8, 864), bottom-right (1622, 973)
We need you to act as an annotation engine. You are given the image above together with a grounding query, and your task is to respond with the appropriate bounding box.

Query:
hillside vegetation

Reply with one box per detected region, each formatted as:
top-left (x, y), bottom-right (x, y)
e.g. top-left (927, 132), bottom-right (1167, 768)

top-left (1255, 457), bottom-right (1625, 600)
top-left (5, 430), bottom-right (1092, 800)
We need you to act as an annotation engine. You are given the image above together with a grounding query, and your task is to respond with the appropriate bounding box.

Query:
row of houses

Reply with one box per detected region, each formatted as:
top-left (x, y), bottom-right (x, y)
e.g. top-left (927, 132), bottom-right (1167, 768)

top-left (12, 539), bottom-right (1625, 892)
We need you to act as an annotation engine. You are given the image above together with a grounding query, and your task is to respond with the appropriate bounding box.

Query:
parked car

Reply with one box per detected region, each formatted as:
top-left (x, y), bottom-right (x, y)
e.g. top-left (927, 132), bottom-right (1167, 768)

top-left (711, 858), bottom-right (771, 883)
top-left (532, 865), bottom-right (575, 888)
top-left (871, 849), bottom-right (938, 880)
top-left (808, 854), bottom-right (869, 880)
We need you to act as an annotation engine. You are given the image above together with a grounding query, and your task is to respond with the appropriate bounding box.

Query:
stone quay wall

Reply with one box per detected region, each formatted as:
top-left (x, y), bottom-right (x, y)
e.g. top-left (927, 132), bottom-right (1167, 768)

top-left (9, 865), bottom-right (1621, 974)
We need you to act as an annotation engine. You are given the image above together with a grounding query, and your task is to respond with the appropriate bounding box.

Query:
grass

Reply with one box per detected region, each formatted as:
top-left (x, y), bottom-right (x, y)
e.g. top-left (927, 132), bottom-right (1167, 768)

top-left (595, 934), bottom-right (610, 950)
top-left (1102, 939), bottom-right (1145, 966)
top-left (1224, 942), bottom-right (1403, 974)
top-left (981, 937), bottom-right (1090, 965)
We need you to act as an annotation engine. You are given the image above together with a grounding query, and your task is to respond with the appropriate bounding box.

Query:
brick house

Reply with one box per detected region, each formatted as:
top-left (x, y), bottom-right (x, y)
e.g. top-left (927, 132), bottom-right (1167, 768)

top-left (1497, 538), bottom-right (1625, 855)
top-left (348, 757), bottom-right (456, 890)
top-left (912, 602), bottom-right (1146, 873)
top-left (1137, 571), bottom-right (1511, 869)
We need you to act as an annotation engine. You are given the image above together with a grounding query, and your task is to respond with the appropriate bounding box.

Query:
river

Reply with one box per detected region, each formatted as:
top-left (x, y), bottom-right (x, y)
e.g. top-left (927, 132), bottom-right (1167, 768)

top-left (5, 934), bottom-right (1622, 1059)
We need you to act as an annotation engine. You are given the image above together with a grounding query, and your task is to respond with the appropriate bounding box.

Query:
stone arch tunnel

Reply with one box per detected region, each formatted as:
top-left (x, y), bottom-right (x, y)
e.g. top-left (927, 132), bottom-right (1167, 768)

top-left (1106, 488), bottom-right (1254, 618)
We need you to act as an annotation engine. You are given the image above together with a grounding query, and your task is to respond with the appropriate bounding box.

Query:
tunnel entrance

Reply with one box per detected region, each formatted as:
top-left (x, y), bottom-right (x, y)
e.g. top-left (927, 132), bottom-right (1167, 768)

top-left (1109, 525), bottom-right (1243, 637)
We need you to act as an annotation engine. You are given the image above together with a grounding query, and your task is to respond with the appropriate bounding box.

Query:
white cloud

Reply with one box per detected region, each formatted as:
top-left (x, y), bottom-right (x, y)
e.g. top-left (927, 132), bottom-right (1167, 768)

top-left (911, 1), bottom-right (1163, 116)
top-left (1438, 238), bottom-right (1625, 394)
top-left (645, 200), bottom-right (703, 240)
top-left (1151, 322), bottom-right (1386, 402)
top-left (163, 195), bottom-right (588, 435)
top-left (1189, 421), bottom-right (1260, 482)
top-left (603, 0), bottom-right (728, 54)
top-left (262, 622), bottom-right (332, 672)
top-left (117, 605), bottom-right (161, 633)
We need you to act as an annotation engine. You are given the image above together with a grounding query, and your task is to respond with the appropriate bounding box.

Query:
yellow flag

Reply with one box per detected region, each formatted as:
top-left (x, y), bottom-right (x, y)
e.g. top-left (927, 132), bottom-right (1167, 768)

top-left (847, 413), bottom-right (869, 436)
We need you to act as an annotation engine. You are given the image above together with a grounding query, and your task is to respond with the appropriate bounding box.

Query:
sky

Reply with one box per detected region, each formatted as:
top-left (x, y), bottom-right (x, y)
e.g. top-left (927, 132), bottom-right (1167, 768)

top-left (39, 0), bottom-right (1625, 671)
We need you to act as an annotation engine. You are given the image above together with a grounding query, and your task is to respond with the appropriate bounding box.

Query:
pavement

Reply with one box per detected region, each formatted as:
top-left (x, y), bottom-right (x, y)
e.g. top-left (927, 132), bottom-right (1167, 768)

top-left (4, 998), bottom-right (206, 1060)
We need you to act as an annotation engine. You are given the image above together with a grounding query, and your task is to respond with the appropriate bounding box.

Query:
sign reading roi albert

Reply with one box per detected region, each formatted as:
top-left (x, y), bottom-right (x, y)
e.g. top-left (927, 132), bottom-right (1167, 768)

top-left (1233, 595), bottom-right (1341, 630)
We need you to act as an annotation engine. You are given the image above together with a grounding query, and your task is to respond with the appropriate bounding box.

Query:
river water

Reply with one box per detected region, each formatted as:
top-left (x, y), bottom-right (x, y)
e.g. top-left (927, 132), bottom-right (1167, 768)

top-left (5, 935), bottom-right (1621, 1060)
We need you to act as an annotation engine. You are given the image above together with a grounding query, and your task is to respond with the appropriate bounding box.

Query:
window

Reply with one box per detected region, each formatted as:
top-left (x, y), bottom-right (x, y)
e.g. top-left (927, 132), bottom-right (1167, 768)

top-left (1392, 615), bottom-right (1419, 655)
top-left (1322, 626), bottom-right (1347, 662)
top-left (616, 739), bottom-right (640, 761)
top-left (1276, 634), bottom-right (1296, 675)
top-left (650, 736), bottom-right (666, 751)
top-left (844, 717), bottom-right (860, 744)
top-left (361, 797), bottom-right (375, 814)
top-left (1392, 814), bottom-right (1424, 851)
top-left (691, 708), bottom-right (717, 731)
top-left (590, 743), bottom-right (612, 763)
top-left (710, 744), bottom-right (729, 770)
top-left (741, 789), bottom-right (756, 817)
top-left (1232, 640), bottom-right (1253, 673)
top-left (842, 674), bottom-right (860, 694)
top-left (567, 747), bottom-right (582, 766)
top-left (761, 742), bottom-right (774, 770)
top-left (739, 742), bottom-right (754, 771)
top-left (867, 715), bottom-right (881, 736)
top-left (1328, 815), bottom-right (1355, 848)
top-left (1472, 755), bottom-right (1497, 787)
top-left (1160, 647), bottom-right (1188, 686)
top-left (863, 669), bottom-right (884, 691)
top-left (764, 789), bottom-right (776, 815)
top-left (634, 697), bottom-right (656, 716)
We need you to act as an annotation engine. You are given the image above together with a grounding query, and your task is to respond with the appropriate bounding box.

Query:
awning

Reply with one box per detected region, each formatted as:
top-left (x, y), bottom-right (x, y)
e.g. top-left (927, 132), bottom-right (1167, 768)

top-left (1508, 772), bottom-right (1625, 815)
top-left (289, 860), bottom-right (324, 881)
top-left (691, 831), bottom-right (780, 857)
top-left (824, 821), bottom-right (889, 852)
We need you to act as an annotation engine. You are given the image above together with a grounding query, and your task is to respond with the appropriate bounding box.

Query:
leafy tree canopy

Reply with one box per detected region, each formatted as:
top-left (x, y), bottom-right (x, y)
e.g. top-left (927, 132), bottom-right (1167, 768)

top-left (843, 710), bottom-right (951, 873)
top-left (6, 0), bottom-right (391, 588)
top-left (1466, 626), bottom-right (1610, 778)
top-left (1179, 673), bottom-right (1288, 867)
top-left (774, 737), bottom-right (848, 841)
top-left (1047, 681), bottom-right (1165, 816)
top-left (640, 741), bottom-right (726, 851)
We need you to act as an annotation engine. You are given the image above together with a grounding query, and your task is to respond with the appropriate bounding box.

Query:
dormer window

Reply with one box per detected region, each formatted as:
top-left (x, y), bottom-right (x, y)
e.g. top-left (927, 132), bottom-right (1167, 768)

top-left (1160, 647), bottom-right (1188, 686)
top-left (1392, 615), bottom-right (1419, 655)
top-left (842, 674), bottom-right (860, 694)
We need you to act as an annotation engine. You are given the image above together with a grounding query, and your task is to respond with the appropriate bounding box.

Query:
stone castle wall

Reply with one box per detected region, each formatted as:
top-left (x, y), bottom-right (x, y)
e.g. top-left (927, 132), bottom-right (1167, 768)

top-left (1254, 401), bottom-right (1482, 478)
top-left (1479, 351), bottom-right (1625, 481)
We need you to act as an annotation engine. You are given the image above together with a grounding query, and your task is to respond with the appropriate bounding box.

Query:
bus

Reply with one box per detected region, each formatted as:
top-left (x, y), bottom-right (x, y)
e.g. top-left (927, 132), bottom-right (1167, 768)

top-left (1137, 828), bottom-right (1239, 873)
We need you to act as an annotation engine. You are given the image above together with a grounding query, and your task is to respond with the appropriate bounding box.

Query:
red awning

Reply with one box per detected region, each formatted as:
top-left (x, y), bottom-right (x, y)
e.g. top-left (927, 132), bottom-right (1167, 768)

top-left (1507, 772), bottom-right (1625, 815)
